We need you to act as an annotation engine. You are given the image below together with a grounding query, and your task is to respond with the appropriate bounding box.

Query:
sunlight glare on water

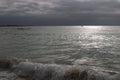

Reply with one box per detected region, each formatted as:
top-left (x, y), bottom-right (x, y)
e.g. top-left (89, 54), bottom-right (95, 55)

top-left (0, 26), bottom-right (120, 75)
top-left (84, 26), bottom-right (103, 30)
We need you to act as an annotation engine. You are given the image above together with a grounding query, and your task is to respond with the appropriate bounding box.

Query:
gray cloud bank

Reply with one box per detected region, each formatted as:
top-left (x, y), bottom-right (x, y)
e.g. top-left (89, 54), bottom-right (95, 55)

top-left (0, 0), bottom-right (120, 26)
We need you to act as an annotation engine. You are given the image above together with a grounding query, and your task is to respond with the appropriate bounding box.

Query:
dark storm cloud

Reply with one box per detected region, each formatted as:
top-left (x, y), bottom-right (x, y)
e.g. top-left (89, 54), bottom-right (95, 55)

top-left (0, 0), bottom-right (120, 25)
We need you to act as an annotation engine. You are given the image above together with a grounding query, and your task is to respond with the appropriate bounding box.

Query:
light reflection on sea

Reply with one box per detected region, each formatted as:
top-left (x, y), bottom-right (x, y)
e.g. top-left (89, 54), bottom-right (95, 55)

top-left (0, 26), bottom-right (120, 73)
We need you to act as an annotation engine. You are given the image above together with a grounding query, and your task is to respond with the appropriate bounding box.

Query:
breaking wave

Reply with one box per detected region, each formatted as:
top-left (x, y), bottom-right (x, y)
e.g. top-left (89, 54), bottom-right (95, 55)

top-left (0, 58), bottom-right (119, 80)
top-left (12, 62), bottom-right (119, 80)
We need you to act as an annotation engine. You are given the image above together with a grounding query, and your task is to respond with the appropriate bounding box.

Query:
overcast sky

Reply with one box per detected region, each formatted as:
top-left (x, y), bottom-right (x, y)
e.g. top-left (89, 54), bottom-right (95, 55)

top-left (0, 0), bottom-right (120, 26)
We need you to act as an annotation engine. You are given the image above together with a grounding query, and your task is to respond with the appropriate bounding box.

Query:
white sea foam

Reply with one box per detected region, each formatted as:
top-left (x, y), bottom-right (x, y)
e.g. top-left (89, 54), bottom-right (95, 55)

top-left (12, 62), bottom-right (120, 80)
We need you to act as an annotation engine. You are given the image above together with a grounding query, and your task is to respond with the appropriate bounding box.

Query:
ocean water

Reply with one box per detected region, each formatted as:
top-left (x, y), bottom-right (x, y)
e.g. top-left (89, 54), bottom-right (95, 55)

top-left (0, 26), bottom-right (120, 78)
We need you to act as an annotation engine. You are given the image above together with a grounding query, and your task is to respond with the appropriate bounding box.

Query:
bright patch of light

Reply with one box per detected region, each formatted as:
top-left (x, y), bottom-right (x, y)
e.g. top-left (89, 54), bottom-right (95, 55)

top-left (84, 26), bottom-right (103, 29)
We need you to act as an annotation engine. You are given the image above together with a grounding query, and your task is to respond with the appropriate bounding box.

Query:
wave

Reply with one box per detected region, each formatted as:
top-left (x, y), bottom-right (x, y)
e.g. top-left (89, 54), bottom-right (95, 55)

top-left (13, 62), bottom-right (119, 80)
top-left (0, 58), bottom-right (119, 80)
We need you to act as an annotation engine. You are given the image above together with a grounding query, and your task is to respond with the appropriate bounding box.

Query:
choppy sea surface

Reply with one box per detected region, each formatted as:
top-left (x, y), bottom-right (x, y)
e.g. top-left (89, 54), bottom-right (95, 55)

top-left (0, 26), bottom-right (120, 77)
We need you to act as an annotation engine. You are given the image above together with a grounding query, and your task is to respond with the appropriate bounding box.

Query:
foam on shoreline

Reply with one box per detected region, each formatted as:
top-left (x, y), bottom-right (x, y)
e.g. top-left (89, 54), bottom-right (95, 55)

top-left (14, 62), bottom-right (119, 80)
top-left (0, 58), bottom-right (120, 80)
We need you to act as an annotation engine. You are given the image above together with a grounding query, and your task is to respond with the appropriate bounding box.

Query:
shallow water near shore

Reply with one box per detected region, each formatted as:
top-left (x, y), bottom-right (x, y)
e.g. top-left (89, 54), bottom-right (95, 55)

top-left (0, 26), bottom-right (120, 79)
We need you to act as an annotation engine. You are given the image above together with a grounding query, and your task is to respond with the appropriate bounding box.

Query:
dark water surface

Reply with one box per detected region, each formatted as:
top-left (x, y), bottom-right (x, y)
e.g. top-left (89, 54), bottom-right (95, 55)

top-left (0, 26), bottom-right (120, 74)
